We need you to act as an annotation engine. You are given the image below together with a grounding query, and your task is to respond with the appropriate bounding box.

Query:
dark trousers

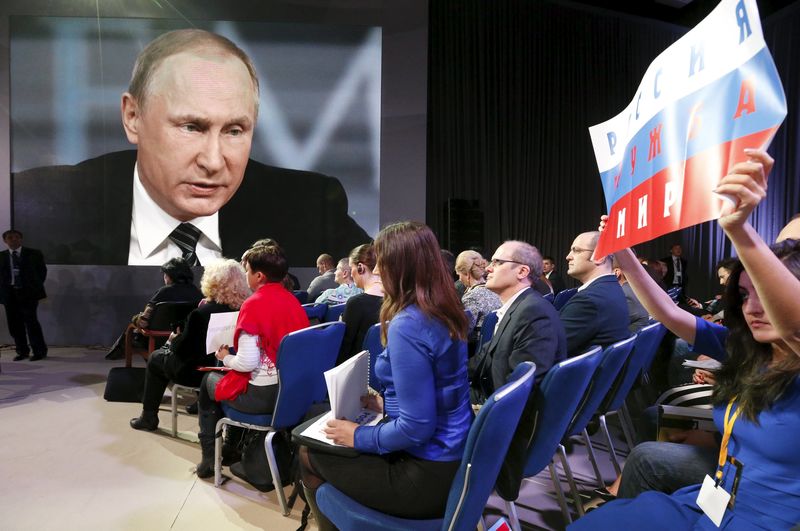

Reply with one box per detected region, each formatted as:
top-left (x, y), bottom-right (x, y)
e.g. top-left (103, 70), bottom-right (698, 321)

top-left (142, 348), bottom-right (203, 412)
top-left (3, 290), bottom-right (46, 356)
top-left (197, 371), bottom-right (278, 448)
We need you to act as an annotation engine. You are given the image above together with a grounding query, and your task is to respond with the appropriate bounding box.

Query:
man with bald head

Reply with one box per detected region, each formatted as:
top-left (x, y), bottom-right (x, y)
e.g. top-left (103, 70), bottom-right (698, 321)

top-left (560, 231), bottom-right (630, 356)
top-left (468, 240), bottom-right (566, 403)
top-left (13, 29), bottom-right (368, 265)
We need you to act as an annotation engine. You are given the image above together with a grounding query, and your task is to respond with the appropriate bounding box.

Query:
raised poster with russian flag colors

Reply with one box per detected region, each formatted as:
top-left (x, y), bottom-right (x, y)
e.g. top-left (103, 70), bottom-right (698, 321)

top-left (589, 0), bottom-right (787, 258)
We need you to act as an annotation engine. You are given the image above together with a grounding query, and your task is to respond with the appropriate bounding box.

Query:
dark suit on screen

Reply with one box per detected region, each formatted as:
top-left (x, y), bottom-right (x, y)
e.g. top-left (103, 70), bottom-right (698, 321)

top-left (12, 150), bottom-right (370, 265)
top-left (0, 247), bottom-right (48, 357)
top-left (469, 288), bottom-right (566, 403)
top-left (558, 275), bottom-right (630, 356)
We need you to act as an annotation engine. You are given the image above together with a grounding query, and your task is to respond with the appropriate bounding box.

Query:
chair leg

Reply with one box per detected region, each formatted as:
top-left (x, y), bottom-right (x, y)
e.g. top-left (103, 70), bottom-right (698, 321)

top-left (171, 387), bottom-right (179, 438)
top-left (505, 500), bottom-right (521, 531)
top-left (620, 403), bottom-right (637, 449)
top-left (583, 428), bottom-right (605, 489)
top-left (548, 460), bottom-right (573, 524)
top-left (558, 444), bottom-right (584, 517)
top-left (124, 324), bottom-right (135, 368)
top-left (265, 431), bottom-right (290, 516)
top-left (599, 414), bottom-right (622, 476)
top-left (214, 420), bottom-right (226, 487)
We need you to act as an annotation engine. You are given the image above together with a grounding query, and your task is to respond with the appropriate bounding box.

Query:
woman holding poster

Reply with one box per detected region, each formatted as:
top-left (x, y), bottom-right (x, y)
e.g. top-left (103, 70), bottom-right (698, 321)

top-left (571, 150), bottom-right (800, 530)
top-left (298, 221), bottom-right (473, 528)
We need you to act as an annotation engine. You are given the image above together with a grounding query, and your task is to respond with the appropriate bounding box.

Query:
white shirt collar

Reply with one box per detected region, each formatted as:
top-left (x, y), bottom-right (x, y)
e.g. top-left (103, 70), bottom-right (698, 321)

top-left (577, 273), bottom-right (616, 292)
top-left (129, 163), bottom-right (222, 265)
top-left (495, 285), bottom-right (530, 327)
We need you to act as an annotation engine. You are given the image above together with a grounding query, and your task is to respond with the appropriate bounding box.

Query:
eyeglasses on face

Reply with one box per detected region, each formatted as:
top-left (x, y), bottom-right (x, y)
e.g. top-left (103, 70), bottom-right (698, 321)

top-left (488, 258), bottom-right (525, 268)
top-left (570, 247), bottom-right (595, 255)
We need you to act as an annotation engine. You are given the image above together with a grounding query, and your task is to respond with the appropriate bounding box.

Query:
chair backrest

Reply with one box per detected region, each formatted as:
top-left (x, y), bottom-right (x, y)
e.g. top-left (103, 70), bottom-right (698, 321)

top-left (443, 362), bottom-right (537, 531)
top-left (479, 311), bottom-right (498, 350)
top-left (667, 287), bottom-right (682, 302)
top-left (362, 322), bottom-right (383, 390)
top-left (603, 322), bottom-right (667, 413)
top-left (324, 303), bottom-right (347, 323)
top-left (292, 290), bottom-right (309, 304)
top-left (271, 321), bottom-right (346, 428)
top-left (522, 347), bottom-right (603, 477)
top-left (553, 288), bottom-right (578, 310)
top-left (302, 302), bottom-right (328, 322)
top-left (543, 292), bottom-right (555, 304)
top-left (565, 336), bottom-right (637, 438)
top-left (145, 301), bottom-right (198, 331)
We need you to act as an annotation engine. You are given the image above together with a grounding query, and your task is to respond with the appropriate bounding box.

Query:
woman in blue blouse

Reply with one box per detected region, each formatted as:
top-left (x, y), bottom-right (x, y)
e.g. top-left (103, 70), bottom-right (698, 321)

top-left (300, 221), bottom-right (473, 527)
top-left (572, 150), bottom-right (800, 530)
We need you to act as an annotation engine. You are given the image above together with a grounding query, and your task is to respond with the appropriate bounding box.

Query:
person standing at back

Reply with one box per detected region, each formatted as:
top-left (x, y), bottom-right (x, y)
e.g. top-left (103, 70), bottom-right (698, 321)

top-left (0, 230), bottom-right (48, 361)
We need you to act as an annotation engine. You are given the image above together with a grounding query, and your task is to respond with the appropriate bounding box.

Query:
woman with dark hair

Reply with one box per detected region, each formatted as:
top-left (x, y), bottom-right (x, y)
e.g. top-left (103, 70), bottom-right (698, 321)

top-left (572, 149), bottom-right (800, 529)
top-left (131, 257), bottom-right (202, 329)
top-left (195, 242), bottom-right (309, 478)
top-left (299, 221), bottom-right (473, 528)
top-left (336, 244), bottom-right (384, 364)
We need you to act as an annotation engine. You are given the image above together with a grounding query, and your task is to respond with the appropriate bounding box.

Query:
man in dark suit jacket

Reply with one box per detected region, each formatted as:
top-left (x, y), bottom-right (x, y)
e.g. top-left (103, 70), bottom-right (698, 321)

top-left (0, 230), bottom-right (48, 360)
top-left (468, 240), bottom-right (567, 403)
top-left (560, 231), bottom-right (630, 356)
top-left (542, 255), bottom-right (566, 294)
top-left (11, 29), bottom-right (369, 266)
top-left (662, 243), bottom-right (689, 290)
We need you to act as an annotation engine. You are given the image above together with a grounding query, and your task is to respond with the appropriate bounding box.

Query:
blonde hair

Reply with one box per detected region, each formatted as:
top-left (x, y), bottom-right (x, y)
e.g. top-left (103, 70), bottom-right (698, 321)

top-left (200, 259), bottom-right (250, 309)
top-left (455, 250), bottom-right (486, 282)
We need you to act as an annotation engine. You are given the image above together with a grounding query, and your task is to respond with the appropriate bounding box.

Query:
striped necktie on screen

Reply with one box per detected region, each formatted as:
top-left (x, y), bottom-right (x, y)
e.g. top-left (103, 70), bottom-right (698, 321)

top-left (169, 223), bottom-right (202, 266)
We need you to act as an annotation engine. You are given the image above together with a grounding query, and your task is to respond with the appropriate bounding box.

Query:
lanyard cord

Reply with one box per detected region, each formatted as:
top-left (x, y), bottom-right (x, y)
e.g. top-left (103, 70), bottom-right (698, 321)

top-left (716, 397), bottom-right (742, 481)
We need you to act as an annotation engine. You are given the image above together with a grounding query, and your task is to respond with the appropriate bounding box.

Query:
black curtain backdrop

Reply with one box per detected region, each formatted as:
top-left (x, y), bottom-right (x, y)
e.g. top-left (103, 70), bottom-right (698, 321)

top-left (427, 0), bottom-right (800, 302)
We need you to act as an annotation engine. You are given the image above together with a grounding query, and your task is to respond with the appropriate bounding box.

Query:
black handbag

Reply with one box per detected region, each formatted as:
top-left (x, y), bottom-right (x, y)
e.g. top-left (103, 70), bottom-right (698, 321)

top-left (231, 430), bottom-right (294, 492)
top-left (104, 367), bottom-right (146, 402)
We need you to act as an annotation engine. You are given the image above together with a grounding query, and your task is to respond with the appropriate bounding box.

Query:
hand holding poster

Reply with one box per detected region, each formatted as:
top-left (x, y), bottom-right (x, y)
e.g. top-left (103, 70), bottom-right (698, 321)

top-left (589, 0), bottom-right (787, 258)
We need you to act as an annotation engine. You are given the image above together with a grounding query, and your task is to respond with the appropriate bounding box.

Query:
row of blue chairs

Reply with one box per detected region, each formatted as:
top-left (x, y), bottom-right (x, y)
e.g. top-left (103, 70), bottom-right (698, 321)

top-left (318, 323), bottom-right (667, 530)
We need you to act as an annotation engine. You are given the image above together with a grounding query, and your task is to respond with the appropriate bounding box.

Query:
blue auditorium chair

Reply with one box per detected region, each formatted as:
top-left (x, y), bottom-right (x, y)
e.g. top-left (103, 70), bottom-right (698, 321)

top-left (302, 302), bottom-right (328, 323)
top-left (558, 335), bottom-right (637, 515)
top-left (552, 287), bottom-right (578, 310)
top-left (362, 322), bottom-right (382, 390)
top-left (478, 310), bottom-right (498, 350)
top-left (596, 322), bottom-right (667, 474)
top-left (323, 302), bottom-right (347, 322)
top-left (315, 362), bottom-right (538, 531)
top-left (213, 321), bottom-right (345, 515)
top-left (504, 347), bottom-right (603, 527)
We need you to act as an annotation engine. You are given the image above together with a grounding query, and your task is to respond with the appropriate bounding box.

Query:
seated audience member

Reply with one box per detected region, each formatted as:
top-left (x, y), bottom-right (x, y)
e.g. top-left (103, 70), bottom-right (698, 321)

top-left (337, 244), bottom-right (384, 365)
top-left (559, 231), bottom-right (629, 356)
top-left (299, 221), bottom-right (473, 526)
top-left (106, 257), bottom-right (203, 359)
top-left (315, 257), bottom-right (363, 305)
top-left (195, 242), bottom-right (309, 478)
top-left (455, 250), bottom-right (501, 339)
top-left (542, 255), bottom-right (566, 294)
top-left (533, 272), bottom-right (554, 296)
top-left (442, 249), bottom-right (466, 298)
top-left (307, 253), bottom-right (337, 301)
top-left (469, 240), bottom-right (566, 402)
top-left (613, 256), bottom-right (650, 333)
top-left (704, 257), bottom-right (737, 320)
top-left (132, 257), bottom-right (203, 329)
top-left (572, 149), bottom-right (800, 530)
top-left (129, 259), bottom-right (249, 431)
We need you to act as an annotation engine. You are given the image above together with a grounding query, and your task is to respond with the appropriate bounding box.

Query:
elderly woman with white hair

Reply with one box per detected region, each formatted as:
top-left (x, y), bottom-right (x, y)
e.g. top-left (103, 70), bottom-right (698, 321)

top-left (130, 258), bottom-right (250, 431)
top-left (455, 250), bottom-right (501, 342)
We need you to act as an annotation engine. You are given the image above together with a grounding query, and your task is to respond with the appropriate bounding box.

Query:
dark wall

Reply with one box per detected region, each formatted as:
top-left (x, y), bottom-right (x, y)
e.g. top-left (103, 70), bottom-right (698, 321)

top-left (427, 0), bottom-right (800, 302)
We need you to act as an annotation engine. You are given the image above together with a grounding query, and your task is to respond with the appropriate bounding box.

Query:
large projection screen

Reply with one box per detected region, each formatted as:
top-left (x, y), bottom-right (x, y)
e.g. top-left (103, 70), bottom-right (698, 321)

top-left (0, 0), bottom-right (427, 344)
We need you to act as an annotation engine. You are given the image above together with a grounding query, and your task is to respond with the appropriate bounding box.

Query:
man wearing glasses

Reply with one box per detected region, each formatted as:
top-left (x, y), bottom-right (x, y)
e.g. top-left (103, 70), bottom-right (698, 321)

top-left (468, 240), bottom-right (566, 403)
top-left (560, 231), bottom-right (630, 356)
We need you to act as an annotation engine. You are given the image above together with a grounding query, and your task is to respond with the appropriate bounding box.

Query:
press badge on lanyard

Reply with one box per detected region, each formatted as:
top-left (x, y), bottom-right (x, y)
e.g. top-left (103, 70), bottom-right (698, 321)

top-left (697, 398), bottom-right (744, 527)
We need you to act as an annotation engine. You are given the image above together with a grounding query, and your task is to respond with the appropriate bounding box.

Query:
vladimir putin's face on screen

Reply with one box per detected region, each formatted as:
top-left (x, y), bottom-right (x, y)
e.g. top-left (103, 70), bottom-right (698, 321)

top-left (121, 48), bottom-right (257, 222)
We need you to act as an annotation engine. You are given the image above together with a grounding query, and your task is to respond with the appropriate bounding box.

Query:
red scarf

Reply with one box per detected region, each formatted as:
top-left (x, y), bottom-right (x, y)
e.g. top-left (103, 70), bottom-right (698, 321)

top-left (233, 283), bottom-right (309, 364)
